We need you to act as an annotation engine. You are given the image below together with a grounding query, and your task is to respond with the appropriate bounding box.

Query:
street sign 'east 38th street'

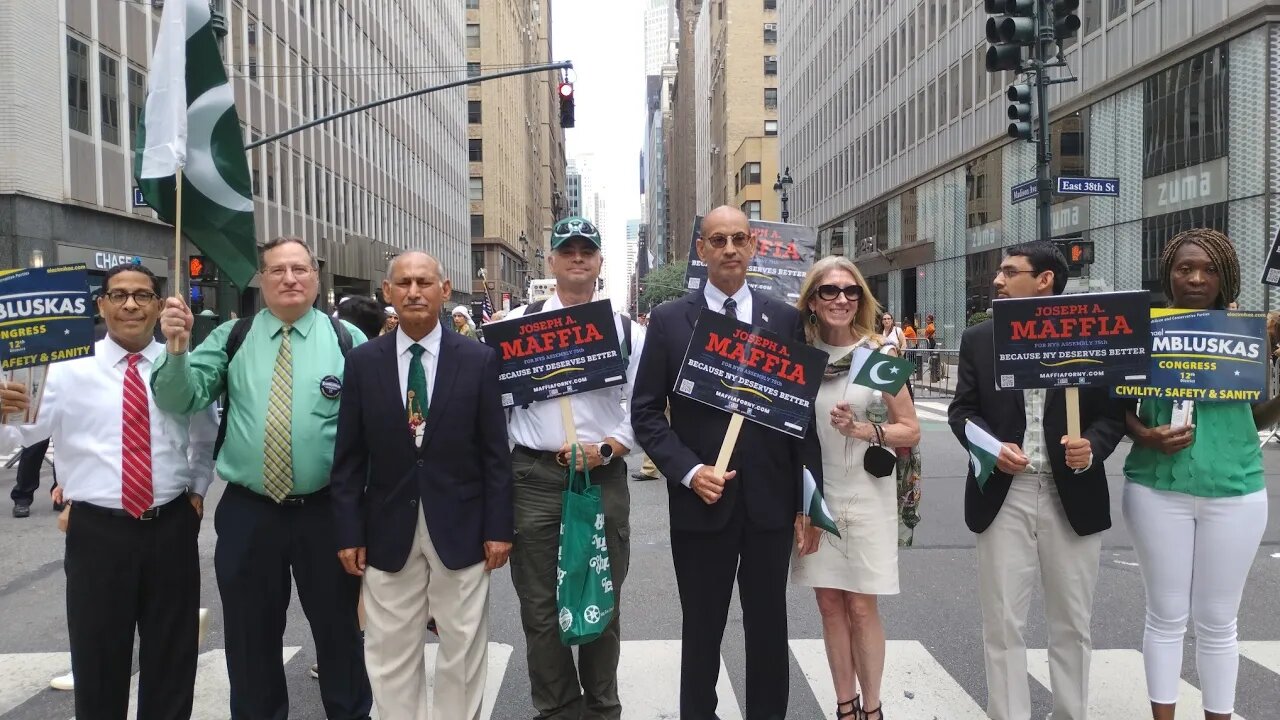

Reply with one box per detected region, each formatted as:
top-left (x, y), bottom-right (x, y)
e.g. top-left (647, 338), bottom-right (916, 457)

top-left (1056, 176), bottom-right (1120, 197)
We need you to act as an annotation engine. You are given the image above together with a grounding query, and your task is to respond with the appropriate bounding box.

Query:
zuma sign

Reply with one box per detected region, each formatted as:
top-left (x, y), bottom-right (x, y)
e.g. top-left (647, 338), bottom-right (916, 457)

top-left (0, 264), bottom-right (95, 371)
top-left (992, 290), bottom-right (1150, 389)
top-left (1114, 309), bottom-right (1267, 402)
top-left (674, 309), bottom-right (826, 438)
top-left (684, 219), bottom-right (817, 301)
top-left (483, 299), bottom-right (626, 408)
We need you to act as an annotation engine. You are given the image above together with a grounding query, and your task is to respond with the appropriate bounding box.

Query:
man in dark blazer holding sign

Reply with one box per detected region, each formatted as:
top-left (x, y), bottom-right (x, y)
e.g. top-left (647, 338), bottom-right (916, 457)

top-left (947, 241), bottom-right (1125, 720)
top-left (331, 251), bottom-right (514, 720)
top-left (632, 205), bottom-right (822, 720)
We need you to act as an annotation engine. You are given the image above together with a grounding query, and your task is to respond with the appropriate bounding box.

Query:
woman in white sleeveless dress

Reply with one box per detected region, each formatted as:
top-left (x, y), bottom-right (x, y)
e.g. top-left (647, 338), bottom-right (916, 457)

top-left (791, 257), bottom-right (920, 720)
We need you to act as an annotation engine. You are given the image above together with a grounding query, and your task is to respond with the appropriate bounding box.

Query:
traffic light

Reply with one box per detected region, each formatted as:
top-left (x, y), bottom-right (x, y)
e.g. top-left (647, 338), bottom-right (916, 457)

top-left (1006, 83), bottom-right (1033, 140)
top-left (1055, 239), bottom-right (1094, 265)
top-left (984, 0), bottom-right (1035, 72)
top-left (558, 81), bottom-right (575, 129)
top-left (187, 255), bottom-right (217, 281)
top-left (1053, 0), bottom-right (1081, 41)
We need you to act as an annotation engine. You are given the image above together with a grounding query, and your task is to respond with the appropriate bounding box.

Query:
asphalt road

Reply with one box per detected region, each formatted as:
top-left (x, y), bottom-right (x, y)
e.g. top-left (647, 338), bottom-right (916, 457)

top-left (1, 399), bottom-right (1278, 719)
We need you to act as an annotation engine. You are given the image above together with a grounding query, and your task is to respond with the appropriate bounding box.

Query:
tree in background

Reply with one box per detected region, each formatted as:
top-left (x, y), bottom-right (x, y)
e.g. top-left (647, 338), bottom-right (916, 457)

top-left (637, 261), bottom-right (689, 312)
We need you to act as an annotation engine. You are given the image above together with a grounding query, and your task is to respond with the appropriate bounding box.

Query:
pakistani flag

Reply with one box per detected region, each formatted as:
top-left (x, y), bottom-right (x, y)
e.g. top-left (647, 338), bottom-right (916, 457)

top-left (133, 0), bottom-right (257, 289)
top-left (965, 419), bottom-right (1004, 492)
top-left (803, 467), bottom-right (840, 537)
top-left (850, 351), bottom-right (913, 395)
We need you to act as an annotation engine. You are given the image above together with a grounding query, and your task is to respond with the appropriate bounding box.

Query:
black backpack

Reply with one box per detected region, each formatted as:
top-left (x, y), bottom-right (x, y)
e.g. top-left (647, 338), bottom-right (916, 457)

top-left (212, 315), bottom-right (354, 458)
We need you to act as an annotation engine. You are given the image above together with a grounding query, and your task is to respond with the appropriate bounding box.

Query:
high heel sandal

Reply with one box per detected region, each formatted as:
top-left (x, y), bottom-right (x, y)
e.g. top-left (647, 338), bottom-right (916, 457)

top-left (836, 695), bottom-right (861, 719)
top-left (859, 703), bottom-right (884, 720)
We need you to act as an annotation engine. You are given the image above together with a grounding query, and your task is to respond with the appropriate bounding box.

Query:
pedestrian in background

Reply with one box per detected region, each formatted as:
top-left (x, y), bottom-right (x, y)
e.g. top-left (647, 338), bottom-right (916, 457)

top-left (790, 256), bottom-right (919, 720)
top-left (23, 263), bottom-right (217, 719)
top-left (154, 237), bottom-right (372, 720)
top-left (504, 216), bottom-right (643, 719)
top-left (948, 241), bottom-right (1126, 720)
top-left (877, 313), bottom-right (905, 356)
top-left (1123, 229), bottom-right (1274, 720)
top-left (452, 305), bottom-right (479, 339)
top-left (337, 295), bottom-right (389, 341)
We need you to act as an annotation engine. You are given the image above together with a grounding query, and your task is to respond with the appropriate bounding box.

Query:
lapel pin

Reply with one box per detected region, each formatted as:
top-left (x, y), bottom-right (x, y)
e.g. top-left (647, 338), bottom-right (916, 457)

top-left (762, 313), bottom-right (769, 323)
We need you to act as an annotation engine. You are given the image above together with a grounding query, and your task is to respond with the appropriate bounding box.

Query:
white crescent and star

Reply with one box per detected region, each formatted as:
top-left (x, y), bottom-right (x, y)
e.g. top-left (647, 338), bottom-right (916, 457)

top-left (868, 360), bottom-right (895, 386)
top-left (185, 84), bottom-right (254, 213)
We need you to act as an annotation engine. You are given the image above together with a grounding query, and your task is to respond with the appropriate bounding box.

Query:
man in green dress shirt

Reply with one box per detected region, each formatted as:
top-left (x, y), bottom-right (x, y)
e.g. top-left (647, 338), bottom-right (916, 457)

top-left (153, 237), bottom-right (373, 720)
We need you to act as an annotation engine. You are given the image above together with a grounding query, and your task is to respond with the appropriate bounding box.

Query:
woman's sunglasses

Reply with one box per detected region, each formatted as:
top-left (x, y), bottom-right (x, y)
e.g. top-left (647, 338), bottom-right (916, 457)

top-left (816, 284), bottom-right (863, 301)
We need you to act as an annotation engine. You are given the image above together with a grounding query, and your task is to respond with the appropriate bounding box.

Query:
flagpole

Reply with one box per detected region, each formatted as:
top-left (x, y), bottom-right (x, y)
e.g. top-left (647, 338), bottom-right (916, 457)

top-left (169, 167), bottom-right (184, 354)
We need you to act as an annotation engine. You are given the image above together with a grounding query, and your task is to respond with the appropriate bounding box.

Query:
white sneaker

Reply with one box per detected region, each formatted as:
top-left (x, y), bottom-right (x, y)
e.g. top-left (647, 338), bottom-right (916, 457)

top-left (50, 672), bottom-right (74, 691)
top-left (309, 663), bottom-right (319, 680)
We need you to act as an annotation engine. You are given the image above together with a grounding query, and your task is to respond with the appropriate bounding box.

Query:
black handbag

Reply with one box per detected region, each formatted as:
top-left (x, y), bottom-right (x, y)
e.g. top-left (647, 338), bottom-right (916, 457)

top-left (863, 423), bottom-right (896, 478)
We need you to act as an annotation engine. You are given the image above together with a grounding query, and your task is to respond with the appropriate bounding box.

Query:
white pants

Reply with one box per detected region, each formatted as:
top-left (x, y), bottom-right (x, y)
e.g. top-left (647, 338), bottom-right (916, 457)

top-left (362, 508), bottom-right (491, 720)
top-left (976, 474), bottom-right (1102, 720)
top-left (1122, 482), bottom-right (1268, 714)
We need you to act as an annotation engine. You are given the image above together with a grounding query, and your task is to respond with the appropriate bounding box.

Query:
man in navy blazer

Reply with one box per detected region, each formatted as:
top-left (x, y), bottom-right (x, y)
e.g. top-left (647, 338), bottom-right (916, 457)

top-left (331, 251), bottom-right (514, 720)
top-left (632, 206), bottom-right (822, 720)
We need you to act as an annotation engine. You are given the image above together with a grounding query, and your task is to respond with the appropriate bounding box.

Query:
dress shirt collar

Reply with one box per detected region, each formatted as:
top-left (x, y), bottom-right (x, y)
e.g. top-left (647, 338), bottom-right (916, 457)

top-left (703, 282), bottom-right (750, 315)
top-left (261, 306), bottom-right (318, 339)
top-left (99, 335), bottom-right (164, 368)
top-left (396, 322), bottom-right (442, 358)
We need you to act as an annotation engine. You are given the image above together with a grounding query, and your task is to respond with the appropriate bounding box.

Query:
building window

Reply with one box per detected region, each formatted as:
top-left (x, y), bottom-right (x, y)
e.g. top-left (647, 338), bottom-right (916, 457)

top-left (472, 249), bottom-right (485, 279)
top-left (764, 56), bottom-right (777, 75)
top-left (100, 53), bottom-right (121, 145)
top-left (763, 23), bottom-right (778, 43)
top-left (1141, 202), bottom-right (1228, 299)
top-left (741, 201), bottom-right (762, 220)
top-left (67, 36), bottom-right (90, 134)
top-left (1082, 0), bottom-right (1101, 35)
top-left (470, 214), bottom-right (485, 238)
top-left (1050, 112), bottom-right (1088, 195)
top-left (469, 138), bottom-right (483, 162)
top-left (764, 119), bottom-right (778, 136)
top-left (466, 0), bottom-right (479, 8)
top-left (466, 23), bottom-right (480, 49)
top-left (127, 66), bottom-right (145, 135)
top-left (764, 87), bottom-right (778, 109)
top-left (853, 202), bottom-right (889, 256)
top-left (467, 62), bottom-right (481, 83)
top-left (901, 188), bottom-right (918, 246)
top-left (468, 100), bottom-right (482, 123)
top-left (965, 151), bottom-right (1003, 228)
top-left (1109, 0), bottom-right (1128, 20)
top-left (739, 162), bottom-right (761, 187)
top-left (764, 0), bottom-right (776, 8)
top-left (1143, 45), bottom-right (1228, 178)
top-left (469, 177), bottom-right (484, 201)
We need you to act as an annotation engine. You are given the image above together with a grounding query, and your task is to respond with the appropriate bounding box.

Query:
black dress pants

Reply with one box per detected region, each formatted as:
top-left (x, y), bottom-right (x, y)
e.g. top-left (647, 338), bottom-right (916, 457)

top-left (670, 499), bottom-right (793, 720)
top-left (10, 439), bottom-right (55, 505)
top-left (64, 495), bottom-right (200, 720)
top-left (214, 484), bottom-right (371, 720)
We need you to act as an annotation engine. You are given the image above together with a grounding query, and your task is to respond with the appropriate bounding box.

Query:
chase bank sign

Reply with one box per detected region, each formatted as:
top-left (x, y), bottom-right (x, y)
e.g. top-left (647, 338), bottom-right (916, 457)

top-left (94, 252), bottom-right (144, 270)
top-left (55, 243), bottom-right (169, 278)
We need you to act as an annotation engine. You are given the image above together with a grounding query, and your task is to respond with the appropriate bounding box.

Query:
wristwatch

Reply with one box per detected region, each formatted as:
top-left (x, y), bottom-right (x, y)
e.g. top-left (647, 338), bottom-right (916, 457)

top-left (598, 442), bottom-right (615, 465)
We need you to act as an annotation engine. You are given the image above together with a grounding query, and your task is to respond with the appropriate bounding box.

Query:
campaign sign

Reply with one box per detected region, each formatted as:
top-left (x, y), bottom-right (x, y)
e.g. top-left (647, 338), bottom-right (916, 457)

top-left (1261, 224), bottom-right (1280, 287)
top-left (483, 299), bottom-right (626, 408)
top-left (0, 264), bottom-right (94, 371)
top-left (1114, 309), bottom-right (1268, 402)
top-left (684, 218), bottom-right (817, 301)
top-left (992, 290), bottom-right (1150, 389)
top-left (674, 309), bottom-right (826, 438)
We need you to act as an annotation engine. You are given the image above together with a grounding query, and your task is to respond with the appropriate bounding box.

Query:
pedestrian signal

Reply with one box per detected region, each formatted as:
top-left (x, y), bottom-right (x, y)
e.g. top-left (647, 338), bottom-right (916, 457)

top-left (188, 255), bottom-right (217, 281)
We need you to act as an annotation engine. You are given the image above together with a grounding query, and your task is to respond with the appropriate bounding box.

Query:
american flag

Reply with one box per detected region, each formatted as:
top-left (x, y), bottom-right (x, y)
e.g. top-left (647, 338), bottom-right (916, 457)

top-left (480, 294), bottom-right (493, 323)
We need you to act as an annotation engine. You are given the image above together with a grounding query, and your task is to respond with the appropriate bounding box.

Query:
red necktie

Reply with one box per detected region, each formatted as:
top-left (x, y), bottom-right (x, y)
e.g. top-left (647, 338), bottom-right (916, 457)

top-left (121, 354), bottom-right (153, 518)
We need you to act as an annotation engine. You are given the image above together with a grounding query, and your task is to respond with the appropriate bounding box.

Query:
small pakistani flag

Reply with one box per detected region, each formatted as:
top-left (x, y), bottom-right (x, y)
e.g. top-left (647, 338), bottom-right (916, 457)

top-left (803, 467), bottom-right (840, 537)
top-left (133, 0), bottom-right (257, 289)
top-left (850, 351), bottom-right (913, 395)
top-left (965, 419), bottom-right (1004, 492)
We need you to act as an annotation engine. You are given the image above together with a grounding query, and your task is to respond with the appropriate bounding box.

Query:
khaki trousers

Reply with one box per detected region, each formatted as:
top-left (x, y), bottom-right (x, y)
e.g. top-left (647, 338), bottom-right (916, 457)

top-left (362, 508), bottom-right (491, 720)
top-left (976, 474), bottom-right (1102, 720)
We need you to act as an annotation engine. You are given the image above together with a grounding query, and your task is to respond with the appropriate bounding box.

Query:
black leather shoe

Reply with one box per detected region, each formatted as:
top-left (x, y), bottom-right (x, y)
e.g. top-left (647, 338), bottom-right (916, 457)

top-left (12, 503), bottom-right (30, 518)
top-left (630, 471), bottom-right (660, 481)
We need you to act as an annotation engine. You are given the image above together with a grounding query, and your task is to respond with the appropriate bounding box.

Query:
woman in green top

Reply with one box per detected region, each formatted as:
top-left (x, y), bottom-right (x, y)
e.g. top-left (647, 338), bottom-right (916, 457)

top-left (1122, 229), bottom-right (1274, 720)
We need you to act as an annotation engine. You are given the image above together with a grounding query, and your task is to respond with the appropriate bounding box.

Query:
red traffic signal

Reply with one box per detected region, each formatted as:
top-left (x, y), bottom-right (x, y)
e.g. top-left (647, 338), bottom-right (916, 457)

top-left (558, 81), bottom-right (574, 98)
top-left (188, 255), bottom-right (206, 280)
top-left (558, 82), bottom-right (575, 128)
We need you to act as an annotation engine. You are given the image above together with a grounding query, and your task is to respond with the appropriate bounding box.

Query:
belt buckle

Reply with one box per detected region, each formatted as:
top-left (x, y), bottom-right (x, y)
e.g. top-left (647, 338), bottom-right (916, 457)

top-left (280, 496), bottom-right (305, 507)
top-left (138, 508), bottom-right (158, 520)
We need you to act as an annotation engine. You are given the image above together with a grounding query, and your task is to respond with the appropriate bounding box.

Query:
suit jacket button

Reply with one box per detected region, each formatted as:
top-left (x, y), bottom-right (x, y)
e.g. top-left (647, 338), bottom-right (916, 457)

top-left (410, 498), bottom-right (417, 507)
top-left (416, 460), bottom-right (424, 467)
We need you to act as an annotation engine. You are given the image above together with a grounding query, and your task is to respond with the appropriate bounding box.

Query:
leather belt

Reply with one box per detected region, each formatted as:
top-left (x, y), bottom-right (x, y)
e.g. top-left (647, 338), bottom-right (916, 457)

top-left (73, 494), bottom-right (188, 520)
top-left (226, 482), bottom-right (330, 507)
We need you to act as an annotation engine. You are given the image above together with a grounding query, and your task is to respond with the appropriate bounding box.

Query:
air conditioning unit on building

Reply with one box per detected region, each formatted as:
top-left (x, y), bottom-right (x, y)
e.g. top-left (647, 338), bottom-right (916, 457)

top-left (765, 23), bottom-right (777, 31)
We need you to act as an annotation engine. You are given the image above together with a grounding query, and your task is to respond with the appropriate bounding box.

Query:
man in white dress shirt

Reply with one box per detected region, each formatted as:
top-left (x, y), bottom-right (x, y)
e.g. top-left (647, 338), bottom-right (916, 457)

top-left (19, 263), bottom-right (217, 720)
top-left (503, 216), bottom-right (644, 720)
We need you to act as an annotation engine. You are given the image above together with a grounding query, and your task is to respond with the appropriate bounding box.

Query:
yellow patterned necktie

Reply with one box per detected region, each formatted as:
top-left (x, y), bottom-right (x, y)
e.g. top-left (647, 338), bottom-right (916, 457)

top-left (262, 323), bottom-right (294, 502)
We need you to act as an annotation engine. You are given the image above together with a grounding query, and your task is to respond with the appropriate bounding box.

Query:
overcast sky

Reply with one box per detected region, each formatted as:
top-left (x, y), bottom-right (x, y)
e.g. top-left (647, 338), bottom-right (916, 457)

top-left (551, 0), bottom-right (645, 303)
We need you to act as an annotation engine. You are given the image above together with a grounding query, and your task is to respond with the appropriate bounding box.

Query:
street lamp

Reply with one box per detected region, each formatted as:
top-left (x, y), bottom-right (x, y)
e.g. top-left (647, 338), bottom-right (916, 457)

top-left (773, 166), bottom-right (794, 223)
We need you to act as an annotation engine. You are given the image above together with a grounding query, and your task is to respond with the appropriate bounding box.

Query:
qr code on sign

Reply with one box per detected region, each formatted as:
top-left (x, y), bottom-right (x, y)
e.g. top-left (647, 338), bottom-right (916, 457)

top-left (1268, 269), bottom-right (1280, 284)
top-left (999, 374), bottom-right (1015, 388)
top-left (687, 277), bottom-right (701, 289)
top-left (501, 392), bottom-right (514, 407)
top-left (679, 379), bottom-right (695, 394)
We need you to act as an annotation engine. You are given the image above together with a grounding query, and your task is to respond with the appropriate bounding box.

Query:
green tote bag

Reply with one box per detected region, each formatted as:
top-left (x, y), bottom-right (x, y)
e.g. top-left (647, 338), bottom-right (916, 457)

top-left (556, 446), bottom-right (616, 646)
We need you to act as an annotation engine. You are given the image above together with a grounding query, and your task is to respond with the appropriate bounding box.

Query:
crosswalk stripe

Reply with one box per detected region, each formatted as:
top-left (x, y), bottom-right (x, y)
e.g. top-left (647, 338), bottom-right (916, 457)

top-left (915, 400), bottom-right (950, 414)
top-left (790, 639), bottom-right (986, 719)
top-left (1027, 649), bottom-right (1247, 720)
top-left (0, 652), bottom-right (71, 715)
top-left (1240, 640), bottom-right (1280, 677)
top-left (119, 647), bottom-right (302, 720)
top-left (616, 639), bottom-right (743, 719)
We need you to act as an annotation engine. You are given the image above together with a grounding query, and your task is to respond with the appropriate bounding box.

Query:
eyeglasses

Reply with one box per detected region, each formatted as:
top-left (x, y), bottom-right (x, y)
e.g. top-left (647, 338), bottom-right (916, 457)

top-left (103, 290), bottom-right (158, 306)
top-left (264, 264), bottom-right (315, 280)
top-left (704, 232), bottom-right (751, 249)
top-left (816, 284), bottom-right (863, 301)
top-left (995, 267), bottom-right (1043, 279)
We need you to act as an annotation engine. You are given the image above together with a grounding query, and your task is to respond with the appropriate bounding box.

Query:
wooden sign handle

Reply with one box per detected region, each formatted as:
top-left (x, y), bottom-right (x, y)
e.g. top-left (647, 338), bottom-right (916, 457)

top-left (1065, 387), bottom-right (1082, 440)
top-left (560, 396), bottom-right (578, 445)
top-left (714, 414), bottom-right (744, 475)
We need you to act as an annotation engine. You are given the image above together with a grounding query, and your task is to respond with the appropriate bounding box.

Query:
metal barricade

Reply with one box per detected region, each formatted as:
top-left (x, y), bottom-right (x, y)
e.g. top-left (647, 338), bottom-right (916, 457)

top-left (901, 345), bottom-right (959, 399)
